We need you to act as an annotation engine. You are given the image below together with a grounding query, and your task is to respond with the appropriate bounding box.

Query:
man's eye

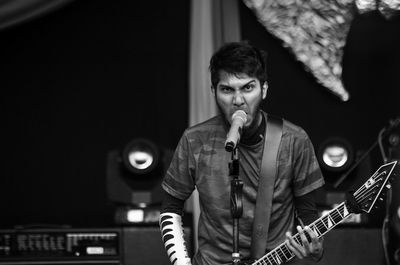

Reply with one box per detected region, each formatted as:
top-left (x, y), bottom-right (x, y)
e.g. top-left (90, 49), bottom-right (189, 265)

top-left (221, 87), bottom-right (232, 92)
top-left (244, 84), bottom-right (254, 91)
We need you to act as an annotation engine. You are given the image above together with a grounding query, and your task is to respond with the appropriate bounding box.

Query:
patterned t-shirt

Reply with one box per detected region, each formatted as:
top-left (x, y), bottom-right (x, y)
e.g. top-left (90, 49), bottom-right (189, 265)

top-left (162, 112), bottom-right (324, 265)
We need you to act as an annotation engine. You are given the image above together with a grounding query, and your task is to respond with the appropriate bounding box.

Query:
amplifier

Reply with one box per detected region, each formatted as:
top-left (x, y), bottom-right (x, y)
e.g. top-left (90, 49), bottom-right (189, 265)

top-left (0, 228), bottom-right (122, 265)
top-left (0, 226), bottom-right (192, 265)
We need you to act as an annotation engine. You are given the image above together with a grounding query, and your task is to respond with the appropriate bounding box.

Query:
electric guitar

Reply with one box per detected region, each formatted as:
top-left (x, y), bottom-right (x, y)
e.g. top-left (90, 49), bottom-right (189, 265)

top-left (249, 160), bottom-right (398, 265)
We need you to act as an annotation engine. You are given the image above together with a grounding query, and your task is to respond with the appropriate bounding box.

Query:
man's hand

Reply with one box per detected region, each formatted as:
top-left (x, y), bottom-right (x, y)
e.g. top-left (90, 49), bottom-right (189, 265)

top-left (285, 225), bottom-right (324, 261)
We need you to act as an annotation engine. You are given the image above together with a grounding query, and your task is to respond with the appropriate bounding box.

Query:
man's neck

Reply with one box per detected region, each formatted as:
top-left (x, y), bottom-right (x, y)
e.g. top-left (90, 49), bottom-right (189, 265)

top-left (241, 111), bottom-right (265, 146)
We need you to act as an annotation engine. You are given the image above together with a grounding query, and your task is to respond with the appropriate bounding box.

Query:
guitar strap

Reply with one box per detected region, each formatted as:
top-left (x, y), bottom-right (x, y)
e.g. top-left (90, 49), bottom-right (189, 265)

top-left (250, 113), bottom-right (283, 259)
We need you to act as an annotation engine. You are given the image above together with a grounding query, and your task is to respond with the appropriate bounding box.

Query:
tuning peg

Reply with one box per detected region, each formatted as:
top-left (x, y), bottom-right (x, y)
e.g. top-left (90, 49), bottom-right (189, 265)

top-left (379, 197), bottom-right (384, 201)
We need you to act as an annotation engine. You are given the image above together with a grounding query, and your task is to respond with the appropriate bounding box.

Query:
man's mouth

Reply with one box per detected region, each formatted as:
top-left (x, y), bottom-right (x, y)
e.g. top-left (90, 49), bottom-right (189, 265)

top-left (231, 109), bottom-right (248, 117)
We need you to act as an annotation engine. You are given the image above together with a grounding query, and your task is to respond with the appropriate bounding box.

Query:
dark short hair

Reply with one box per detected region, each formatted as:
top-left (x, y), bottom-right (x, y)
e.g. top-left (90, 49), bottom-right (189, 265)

top-left (209, 41), bottom-right (268, 88)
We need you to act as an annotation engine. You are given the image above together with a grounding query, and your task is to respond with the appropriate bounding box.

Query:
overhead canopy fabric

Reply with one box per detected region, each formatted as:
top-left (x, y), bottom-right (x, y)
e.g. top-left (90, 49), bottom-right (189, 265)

top-left (0, 0), bottom-right (74, 31)
top-left (242, 0), bottom-right (354, 101)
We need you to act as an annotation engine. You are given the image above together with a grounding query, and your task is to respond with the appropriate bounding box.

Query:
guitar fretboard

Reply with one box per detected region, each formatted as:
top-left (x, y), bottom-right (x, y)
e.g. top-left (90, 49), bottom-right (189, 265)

top-left (252, 202), bottom-right (351, 265)
top-left (250, 161), bottom-right (397, 265)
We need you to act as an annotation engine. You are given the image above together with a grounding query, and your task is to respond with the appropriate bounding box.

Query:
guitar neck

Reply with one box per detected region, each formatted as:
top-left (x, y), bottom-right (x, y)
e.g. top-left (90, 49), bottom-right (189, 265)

top-left (252, 201), bottom-right (352, 265)
top-left (250, 160), bottom-right (398, 265)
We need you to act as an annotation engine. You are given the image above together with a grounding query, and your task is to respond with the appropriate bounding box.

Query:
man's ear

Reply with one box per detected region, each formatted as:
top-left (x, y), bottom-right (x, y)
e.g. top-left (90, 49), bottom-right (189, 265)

top-left (211, 86), bottom-right (216, 96)
top-left (262, 82), bottom-right (268, 99)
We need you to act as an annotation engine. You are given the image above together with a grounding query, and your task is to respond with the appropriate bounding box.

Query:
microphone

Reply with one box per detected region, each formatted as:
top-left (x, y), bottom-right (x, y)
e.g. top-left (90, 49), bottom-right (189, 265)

top-left (225, 110), bottom-right (248, 152)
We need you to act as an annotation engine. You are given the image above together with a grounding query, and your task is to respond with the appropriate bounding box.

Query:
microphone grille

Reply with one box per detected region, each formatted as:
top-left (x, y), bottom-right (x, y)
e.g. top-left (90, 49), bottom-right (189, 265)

top-left (232, 110), bottom-right (247, 123)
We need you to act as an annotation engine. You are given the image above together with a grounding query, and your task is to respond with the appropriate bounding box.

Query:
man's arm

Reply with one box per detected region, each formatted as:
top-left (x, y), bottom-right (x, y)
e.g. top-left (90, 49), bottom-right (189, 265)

top-left (294, 188), bottom-right (319, 225)
top-left (159, 190), bottom-right (192, 265)
top-left (286, 189), bottom-right (324, 262)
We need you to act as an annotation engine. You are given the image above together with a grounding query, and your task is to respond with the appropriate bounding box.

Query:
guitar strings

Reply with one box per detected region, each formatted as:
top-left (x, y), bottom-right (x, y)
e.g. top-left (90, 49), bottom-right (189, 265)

top-left (253, 163), bottom-right (396, 265)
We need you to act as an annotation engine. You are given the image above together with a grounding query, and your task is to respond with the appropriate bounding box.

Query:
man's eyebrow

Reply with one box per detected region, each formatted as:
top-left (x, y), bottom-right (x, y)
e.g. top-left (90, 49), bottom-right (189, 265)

top-left (218, 80), bottom-right (256, 89)
top-left (218, 84), bottom-right (232, 88)
top-left (239, 80), bottom-right (256, 89)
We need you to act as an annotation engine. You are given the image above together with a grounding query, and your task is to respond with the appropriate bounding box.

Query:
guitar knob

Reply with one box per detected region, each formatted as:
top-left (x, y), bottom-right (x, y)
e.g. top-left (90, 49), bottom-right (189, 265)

top-left (386, 184), bottom-right (392, 189)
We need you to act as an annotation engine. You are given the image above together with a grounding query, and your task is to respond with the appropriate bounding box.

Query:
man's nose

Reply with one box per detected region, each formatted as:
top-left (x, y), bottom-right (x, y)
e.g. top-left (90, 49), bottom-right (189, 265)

top-left (233, 92), bottom-right (245, 106)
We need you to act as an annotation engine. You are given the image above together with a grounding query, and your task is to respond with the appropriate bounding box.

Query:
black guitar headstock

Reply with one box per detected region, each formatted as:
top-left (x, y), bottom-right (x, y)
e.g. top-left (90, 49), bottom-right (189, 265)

top-left (351, 161), bottom-right (398, 213)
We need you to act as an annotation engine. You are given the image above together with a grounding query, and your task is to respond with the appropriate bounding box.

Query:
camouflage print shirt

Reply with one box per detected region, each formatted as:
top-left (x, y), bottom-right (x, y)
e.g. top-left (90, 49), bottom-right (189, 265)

top-left (162, 111), bottom-right (324, 265)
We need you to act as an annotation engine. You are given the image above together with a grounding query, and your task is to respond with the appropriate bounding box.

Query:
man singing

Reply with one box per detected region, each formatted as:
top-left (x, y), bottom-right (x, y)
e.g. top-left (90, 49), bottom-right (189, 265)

top-left (159, 41), bottom-right (324, 265)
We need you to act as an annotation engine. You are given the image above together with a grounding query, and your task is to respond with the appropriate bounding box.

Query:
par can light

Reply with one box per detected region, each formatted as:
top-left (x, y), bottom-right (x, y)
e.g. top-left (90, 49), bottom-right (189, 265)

top-left (318, 137), bottom-right (354, 173)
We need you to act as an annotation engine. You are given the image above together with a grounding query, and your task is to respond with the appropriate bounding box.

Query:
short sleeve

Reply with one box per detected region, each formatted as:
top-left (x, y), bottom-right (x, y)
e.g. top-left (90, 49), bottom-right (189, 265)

top-left (161, 131), bottom-right (196, 201)
top-left (292, 133), bottom-right (325, 196)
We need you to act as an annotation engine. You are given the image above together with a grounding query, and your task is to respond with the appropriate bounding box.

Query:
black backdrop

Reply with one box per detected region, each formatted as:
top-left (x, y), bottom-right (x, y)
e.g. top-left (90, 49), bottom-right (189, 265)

top-left (0, 1), bottom-right (399, 228)
top-left (0, 1), bottom-right (189, 227)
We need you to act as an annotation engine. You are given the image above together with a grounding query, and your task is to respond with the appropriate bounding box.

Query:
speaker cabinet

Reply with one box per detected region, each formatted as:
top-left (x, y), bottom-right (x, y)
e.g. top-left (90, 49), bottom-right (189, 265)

top-left (122, 226), bottom-right (192, 265)
top-left (290, 228), bottom-right (384, 265)
top-left (0, 228), bottom-right (122, 265)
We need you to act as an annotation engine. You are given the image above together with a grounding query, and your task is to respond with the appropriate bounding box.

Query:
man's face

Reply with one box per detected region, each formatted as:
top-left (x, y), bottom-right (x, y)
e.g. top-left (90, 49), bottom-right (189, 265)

top-left (212, 71), bottom-right (267, 129)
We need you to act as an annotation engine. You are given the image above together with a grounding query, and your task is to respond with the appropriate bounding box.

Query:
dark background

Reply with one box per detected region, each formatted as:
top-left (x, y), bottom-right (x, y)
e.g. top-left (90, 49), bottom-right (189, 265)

top-left (0, 1), bottom-right (190, 227)
top-left (0, 0), bottom-right (398, 228)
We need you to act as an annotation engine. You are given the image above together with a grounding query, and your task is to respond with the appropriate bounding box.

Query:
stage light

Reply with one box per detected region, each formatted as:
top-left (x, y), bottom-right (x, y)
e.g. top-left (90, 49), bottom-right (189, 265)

top-left (122, 138), bottom-right (160, 175)
top-left (106, 138), bottom-right (173, 207)
top-left (113, 206), bottom-right (161, 225)
top-left (322, 145), bottom-right (349, 168)
top-left (318, 137), bottom-right (354, 173)
top-left (127, 209), bottom-right (144, 223)
top-left (128, 151), bottom-right (153, 170)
